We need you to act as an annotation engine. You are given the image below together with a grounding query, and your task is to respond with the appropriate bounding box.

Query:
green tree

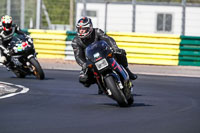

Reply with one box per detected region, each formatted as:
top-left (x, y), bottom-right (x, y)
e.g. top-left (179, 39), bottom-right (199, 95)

top-left (0, 0), bottom-right (6, 16)
top-left (42, 0), bottom-right (70, 28)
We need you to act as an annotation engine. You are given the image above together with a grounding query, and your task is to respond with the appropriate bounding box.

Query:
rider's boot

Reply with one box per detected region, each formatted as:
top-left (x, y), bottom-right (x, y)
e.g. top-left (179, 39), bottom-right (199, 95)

top-left (98, 88), bottom-right (103, 95)
top-left (0, 56), bottom-right (7, 64)
top-left (125, 67), bottom-right (137, 80)
top-left (97, 85), bottom-right (103, 95)
top-left (79, 70), bottom-right (92, 88)
top-left (83, 83), bottom-right (91, 88)
top-left (0, 56), bottom-right (10, 71)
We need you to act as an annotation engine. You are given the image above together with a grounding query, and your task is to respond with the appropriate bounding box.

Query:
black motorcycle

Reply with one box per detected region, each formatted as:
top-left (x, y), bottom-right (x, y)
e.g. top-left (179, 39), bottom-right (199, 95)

top-left (85, 40), bottom-right (134, 107)
top-left (0, 35), bottom-right (45, 80)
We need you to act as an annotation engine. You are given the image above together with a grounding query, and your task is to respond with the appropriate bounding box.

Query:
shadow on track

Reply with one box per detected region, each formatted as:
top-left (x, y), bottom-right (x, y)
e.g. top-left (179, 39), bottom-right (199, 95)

top-left (99, 102), bottom-right (153, 108)
top-left (10, 76), bottom-right (55, 80)
top-left (133, 103), bottom-right (153, 107)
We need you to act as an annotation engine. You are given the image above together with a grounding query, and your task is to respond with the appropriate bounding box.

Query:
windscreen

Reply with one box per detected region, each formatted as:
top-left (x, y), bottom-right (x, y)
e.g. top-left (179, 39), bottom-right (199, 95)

top-left (85, 40), bottom-right (112, 62)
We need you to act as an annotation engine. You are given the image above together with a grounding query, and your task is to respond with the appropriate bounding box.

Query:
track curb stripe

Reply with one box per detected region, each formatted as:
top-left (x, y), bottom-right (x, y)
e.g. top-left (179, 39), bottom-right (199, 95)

top-left (0, 81), bottom-right (29, 99)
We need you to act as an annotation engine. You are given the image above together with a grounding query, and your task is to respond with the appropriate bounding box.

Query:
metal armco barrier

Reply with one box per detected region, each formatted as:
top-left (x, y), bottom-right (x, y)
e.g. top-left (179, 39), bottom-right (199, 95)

top-left (28, 29), bottom-right (72, 59)
top-left (107, 32), bottom-right (181, 66)
top-left (179, 36), bottom-right (200, 66)
top-left (27, 29), bottom-right (200, 66)
top-left (108, 32), bottom-right (200, 66)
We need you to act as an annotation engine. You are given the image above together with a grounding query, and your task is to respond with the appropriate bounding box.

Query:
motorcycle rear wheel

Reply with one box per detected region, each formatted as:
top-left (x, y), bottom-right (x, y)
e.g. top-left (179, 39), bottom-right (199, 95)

top-left (29, 58), bottom-right (45, 80)
top-left (105, 76), bottom-right (128, 107)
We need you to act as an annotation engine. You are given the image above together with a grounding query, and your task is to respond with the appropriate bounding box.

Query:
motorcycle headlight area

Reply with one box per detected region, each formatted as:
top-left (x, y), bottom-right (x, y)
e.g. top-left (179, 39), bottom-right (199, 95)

top-left (95, 59), bottom-right (108, 70)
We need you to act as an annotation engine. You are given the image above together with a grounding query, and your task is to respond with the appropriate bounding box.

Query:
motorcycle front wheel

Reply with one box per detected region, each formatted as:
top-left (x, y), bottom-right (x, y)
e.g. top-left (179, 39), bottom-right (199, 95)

top-left (105, 76), bottom-right (128, 107)
top-left (29, 58), bottom-right (45, 80)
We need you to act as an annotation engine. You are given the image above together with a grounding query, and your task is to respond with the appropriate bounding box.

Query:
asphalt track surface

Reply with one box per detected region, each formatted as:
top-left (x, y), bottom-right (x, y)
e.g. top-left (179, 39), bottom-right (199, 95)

top-left (0, 67), bottom-right (200, 133)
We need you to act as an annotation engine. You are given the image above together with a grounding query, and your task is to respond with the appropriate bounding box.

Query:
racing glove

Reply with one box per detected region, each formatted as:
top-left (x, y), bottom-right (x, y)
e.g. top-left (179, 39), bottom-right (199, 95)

top-left (113, 48), bottom-right (126, 55)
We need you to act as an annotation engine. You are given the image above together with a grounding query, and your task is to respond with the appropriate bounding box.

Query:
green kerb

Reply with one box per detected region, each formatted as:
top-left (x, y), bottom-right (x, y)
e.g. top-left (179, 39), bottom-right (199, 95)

top-left (179, 35), bottom-right (200, 66)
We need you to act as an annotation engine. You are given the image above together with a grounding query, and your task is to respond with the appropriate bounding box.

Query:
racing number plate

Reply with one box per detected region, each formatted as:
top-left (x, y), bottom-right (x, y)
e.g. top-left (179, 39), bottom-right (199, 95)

top-left (95, 59), bottom-right (108, 70)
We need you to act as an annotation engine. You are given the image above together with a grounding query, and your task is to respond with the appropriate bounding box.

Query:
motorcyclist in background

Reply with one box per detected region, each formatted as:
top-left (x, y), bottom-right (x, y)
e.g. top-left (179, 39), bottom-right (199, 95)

top-left (0, 15), bottom-right (33, 67)
top-left (72, 17), bottom-right (137, 94)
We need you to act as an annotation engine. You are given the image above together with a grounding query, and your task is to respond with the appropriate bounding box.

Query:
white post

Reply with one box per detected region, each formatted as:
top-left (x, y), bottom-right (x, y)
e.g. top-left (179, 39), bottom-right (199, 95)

top-left (7, 0), bottom-right (11, 15)
top-left (181, 0), bottom-right (186, 35)
top-left (82, 0), bottom-right (87, 17)
top-left (36, 0), bottom-right (41, 29)
top-left (132, 0), bottom-right (136, 32)
top-left (20, 0), bottom-right (25, 29)
top-left (70, 0), bottom-right (74, 30)
top-left (104, 2), bottom-right (109, 32)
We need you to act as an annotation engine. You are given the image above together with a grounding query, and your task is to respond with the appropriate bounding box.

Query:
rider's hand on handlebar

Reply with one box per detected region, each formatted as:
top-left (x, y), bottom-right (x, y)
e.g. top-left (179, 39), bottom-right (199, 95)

top-left (113, 48), bottom-right (126, 55)
top-left (9, 49), bottom-right (15, 55)
top-left (82, 63), bottom-right (87, 70)
top-left (25, 35), bottom-right (33, 44)
top-left (3, 49), bottom-right (13, 56)
top-left (3, 49), bottom-right (9, 55)
top-left (13, 46), bottom-right (19, 54)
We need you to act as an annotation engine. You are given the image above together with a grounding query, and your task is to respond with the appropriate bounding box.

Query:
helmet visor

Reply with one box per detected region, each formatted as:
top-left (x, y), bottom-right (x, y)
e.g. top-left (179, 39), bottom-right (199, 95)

top-left (77, 27), bottom-right (90, 36)
top-left (3, 23), bottom-right (12, 29)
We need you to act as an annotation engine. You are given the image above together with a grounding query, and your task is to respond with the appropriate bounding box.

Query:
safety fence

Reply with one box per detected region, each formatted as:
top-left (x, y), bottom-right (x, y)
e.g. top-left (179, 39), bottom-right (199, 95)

top-left (179, 36), bottom-right (200, 66)
top-left (26, 29), bottom-right (200, 66)
top-left (26, 29), bottom-right (75, 60)
top-left (107, 32), bottom-right (200, 66)
top-left (108, 32), bottom-right (181, 66)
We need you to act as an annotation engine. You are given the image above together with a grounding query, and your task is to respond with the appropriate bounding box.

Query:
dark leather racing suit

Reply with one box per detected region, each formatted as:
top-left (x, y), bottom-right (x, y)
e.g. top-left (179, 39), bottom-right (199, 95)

top-left (0, 24), bottom-right (28, 64)
top-left (72, 28), bottom-right (125, 67)
top-left (72, 28), bottom-right (135, 87)
top-left (0, 24), bottom-right (27, 48)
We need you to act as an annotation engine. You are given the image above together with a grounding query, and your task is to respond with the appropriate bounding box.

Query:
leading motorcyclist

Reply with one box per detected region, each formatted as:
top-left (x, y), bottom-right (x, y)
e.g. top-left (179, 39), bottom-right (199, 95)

top-left (72, 17), bottom-right (137, 94)
top-left (0, 15), bottom-right (32, 67)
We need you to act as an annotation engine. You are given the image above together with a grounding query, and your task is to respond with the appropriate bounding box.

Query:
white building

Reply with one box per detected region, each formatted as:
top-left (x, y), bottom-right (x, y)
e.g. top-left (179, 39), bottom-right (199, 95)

top-left (76, 2), bottom-right (200, 36)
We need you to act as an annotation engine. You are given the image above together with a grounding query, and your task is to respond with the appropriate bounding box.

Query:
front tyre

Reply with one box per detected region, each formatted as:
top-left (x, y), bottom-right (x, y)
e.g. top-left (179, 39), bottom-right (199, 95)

top-left (29, 58), bottom-right (45, 80)
top-left (105, 76), bottom-right (128, 107)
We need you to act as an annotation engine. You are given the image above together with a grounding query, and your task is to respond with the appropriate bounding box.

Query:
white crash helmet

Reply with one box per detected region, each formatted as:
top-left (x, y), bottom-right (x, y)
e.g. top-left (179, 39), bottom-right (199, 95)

top-left (76, 17), bottom-right (93, 38)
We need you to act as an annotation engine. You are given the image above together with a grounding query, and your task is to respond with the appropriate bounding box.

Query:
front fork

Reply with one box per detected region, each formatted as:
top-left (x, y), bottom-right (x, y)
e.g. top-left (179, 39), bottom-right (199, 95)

top-left (93, 69), bottom-right (124, 96)
top-left (108, 58), bottom-right (134, 97)
top-left (92, 58), bottom-right (133, 97)
top-left (93, 71), bottom-right (108, 95)
top-left (26, 54), bottom-right (37, 73)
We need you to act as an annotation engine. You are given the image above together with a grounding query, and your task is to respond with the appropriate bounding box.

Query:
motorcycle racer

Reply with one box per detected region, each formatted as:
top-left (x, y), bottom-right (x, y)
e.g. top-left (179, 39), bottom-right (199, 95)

top-left (72, 17), bottom-right (137, 93)
top-left (0, 15), bottom-right (32, 66)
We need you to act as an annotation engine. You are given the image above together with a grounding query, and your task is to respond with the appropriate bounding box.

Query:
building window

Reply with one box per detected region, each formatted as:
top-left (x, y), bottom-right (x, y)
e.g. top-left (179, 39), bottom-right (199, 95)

top-left (157, 13), bottom-right (172, 32)
top-left (81, 10), bottom-right (97, 17)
